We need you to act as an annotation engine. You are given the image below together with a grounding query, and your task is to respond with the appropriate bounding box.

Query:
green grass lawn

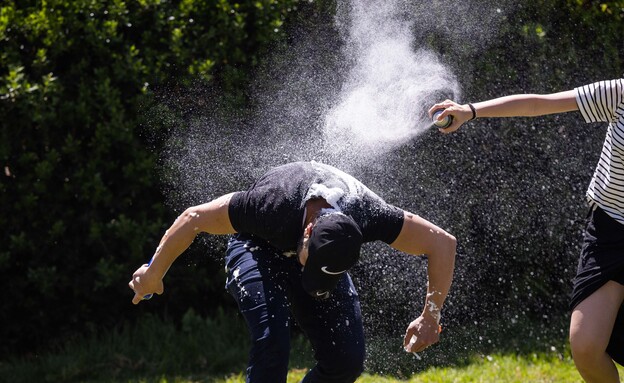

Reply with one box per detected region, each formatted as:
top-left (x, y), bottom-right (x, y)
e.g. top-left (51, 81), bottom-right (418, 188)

top-left (3, 310), bottom-right (623, 383)
top-left (122, 353), bottom-right (624, 382)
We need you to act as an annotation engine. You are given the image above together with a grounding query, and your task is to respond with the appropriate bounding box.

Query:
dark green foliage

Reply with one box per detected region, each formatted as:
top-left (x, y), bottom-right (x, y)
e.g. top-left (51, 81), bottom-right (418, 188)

top-left (0, 308), bottom-right (252, 383)
top-left (0, 0), bottom-right (301, 357)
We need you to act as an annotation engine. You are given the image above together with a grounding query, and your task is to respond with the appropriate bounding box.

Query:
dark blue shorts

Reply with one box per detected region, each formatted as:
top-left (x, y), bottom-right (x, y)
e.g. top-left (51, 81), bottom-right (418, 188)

top-left (224, 233), bottom-right (366, 383)
top-left (571, 205), bottom-right (624, 365)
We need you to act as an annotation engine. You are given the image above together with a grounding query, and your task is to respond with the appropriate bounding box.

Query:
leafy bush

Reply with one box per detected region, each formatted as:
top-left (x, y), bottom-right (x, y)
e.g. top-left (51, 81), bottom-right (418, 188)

top-left (0, 0), bottom-right (301, 357)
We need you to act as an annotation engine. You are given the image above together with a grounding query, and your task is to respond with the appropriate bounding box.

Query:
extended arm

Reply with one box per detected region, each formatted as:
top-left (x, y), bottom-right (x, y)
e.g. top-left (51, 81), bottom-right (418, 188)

top-left (390, 211), bottom-right (457, 352)
top-left (429, 90), bottom-right (579, 133)
top-left (128, 193), bottom-right (237, 304)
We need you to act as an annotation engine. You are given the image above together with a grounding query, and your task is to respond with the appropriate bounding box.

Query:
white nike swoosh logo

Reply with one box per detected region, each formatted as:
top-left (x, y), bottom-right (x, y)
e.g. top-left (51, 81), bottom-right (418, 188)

top-left (316, 291), bottom-right (329, 297)
top-left (321, 266), bottom-right (347, 275)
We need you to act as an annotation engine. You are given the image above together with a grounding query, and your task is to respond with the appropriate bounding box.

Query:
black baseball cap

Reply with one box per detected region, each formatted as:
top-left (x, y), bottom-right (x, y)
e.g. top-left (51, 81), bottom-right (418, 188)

top-left (302, 213), bottom-right (363, 299)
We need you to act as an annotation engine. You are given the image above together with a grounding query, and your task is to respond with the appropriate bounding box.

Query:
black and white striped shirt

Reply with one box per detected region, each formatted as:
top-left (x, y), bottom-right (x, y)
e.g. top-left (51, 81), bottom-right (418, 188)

top-left (576, 79), bottom-right (624, 224)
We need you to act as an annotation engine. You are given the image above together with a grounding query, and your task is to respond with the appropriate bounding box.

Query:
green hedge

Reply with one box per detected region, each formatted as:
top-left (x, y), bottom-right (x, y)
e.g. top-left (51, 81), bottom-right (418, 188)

top-left (0, 0), bottom-right (302, 357)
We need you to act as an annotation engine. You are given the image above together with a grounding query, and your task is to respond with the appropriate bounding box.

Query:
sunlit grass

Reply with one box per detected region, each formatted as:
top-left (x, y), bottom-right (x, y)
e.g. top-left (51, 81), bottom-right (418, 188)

top-left (138, 354), bottom-right (624, 383)
top-left (114, 357), bottom-right (624, 383)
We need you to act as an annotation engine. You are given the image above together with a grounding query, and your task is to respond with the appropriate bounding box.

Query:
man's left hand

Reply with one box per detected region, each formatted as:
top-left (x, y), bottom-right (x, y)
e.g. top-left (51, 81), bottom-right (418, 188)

top-left (403, 315), bottom-right (441, 353)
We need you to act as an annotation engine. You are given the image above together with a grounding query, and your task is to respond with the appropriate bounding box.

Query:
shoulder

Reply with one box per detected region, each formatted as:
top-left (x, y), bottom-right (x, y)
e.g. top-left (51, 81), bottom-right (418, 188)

top-left (575, 79), bottom-right (624, 123)
top-left (575, 79), bottom-right (624, 100)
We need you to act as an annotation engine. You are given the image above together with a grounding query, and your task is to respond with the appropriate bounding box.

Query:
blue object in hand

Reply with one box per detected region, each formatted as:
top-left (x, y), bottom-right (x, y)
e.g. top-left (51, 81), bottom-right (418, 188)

top-left (142, 258), bottom-right (154, 300)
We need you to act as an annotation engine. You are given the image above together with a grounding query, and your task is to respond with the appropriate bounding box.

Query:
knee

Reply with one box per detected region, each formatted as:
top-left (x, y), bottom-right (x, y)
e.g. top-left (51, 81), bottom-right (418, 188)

top-left (569, 326), bottom-right (603, 365)
top-left (343, 351), bottom-right (366, 379)
top-left (339, 347), bottom-right (366, 378)
top-left (250, 328), bottom-right (290, 365)
top-left (317, 343), bottom-right (366, 380)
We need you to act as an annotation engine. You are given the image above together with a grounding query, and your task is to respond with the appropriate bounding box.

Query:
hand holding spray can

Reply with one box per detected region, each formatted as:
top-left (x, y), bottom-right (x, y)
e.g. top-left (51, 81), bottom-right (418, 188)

top-left (432, 108), bottom-right (453, 129)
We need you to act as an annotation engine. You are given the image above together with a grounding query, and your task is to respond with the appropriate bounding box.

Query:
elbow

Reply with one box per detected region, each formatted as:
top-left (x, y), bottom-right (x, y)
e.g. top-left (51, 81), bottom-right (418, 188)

top-left (424, 231), bottom-right (456, 264)
top-left (440, 232), bottom-right (457, 262)
top-left (179, 207), bottom-right (203, 232)
top-left (448, 233), bottom-right (457, 253)
top-left (182, 207), bottom-right (200, 220)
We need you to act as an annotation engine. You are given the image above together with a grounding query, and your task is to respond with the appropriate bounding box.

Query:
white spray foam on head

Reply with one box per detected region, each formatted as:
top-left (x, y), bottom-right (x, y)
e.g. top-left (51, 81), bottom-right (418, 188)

top-left (305, 183), bottom-right (345, 210)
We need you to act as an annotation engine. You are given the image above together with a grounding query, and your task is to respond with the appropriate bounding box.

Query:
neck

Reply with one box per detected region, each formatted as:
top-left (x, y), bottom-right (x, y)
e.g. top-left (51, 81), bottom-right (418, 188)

top-left (304, 198), bottom-right (332, 227)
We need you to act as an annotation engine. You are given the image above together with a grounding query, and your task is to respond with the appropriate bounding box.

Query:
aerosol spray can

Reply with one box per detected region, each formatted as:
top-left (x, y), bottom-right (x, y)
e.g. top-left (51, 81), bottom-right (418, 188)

top-left (432, 108), bottom-right (453, 129)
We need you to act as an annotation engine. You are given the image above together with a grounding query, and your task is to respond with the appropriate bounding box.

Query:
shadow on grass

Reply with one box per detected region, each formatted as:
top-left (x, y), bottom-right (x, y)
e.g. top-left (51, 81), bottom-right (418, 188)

top-left (363, 312), bottom-right (571, 379)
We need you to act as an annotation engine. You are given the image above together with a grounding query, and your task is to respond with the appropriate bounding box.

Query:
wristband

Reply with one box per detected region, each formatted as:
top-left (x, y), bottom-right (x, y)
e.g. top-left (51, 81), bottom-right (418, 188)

top-left (468, 103), bottom-right (477, 120)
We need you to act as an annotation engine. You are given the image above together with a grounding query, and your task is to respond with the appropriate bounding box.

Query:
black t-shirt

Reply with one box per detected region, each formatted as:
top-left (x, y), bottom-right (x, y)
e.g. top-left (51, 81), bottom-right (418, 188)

top-left (228, 161), bottom-right (404, 252)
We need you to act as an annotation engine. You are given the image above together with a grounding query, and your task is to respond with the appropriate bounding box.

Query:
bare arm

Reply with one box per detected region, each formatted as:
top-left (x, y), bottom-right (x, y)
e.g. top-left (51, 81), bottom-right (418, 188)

top-left (429, 90), bottom-right (579, 133)
top-left (390, 211), bottom-right (457, 352)
top-left (128, 193), bottom-right (237, 304)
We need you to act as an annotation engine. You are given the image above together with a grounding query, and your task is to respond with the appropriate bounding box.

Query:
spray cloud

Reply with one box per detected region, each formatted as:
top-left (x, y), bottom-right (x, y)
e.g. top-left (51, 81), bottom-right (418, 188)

top-left (323, 0), bottom-right (460, 162)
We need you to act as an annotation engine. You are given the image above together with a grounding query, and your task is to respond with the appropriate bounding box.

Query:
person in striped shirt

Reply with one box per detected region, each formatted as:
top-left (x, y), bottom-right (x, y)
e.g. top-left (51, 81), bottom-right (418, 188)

top-left (429, 78), bottom-right (624, 383)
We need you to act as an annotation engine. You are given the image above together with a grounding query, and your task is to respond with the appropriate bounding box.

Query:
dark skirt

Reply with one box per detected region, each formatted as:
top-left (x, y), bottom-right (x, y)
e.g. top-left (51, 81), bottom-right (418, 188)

top-left (571, 205), bottom-right (624, 365)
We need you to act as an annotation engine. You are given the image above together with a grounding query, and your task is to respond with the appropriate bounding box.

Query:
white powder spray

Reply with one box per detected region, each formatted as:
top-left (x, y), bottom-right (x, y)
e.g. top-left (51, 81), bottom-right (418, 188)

top-left (159, 0), bottom-right (507, 214)
top-left (322, 0), bottom-right (459, 161)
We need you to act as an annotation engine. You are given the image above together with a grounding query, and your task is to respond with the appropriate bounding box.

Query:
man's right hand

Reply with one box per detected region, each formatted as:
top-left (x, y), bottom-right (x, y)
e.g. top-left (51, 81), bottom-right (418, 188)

top-left (128, 263), bottom-right (164, 304)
